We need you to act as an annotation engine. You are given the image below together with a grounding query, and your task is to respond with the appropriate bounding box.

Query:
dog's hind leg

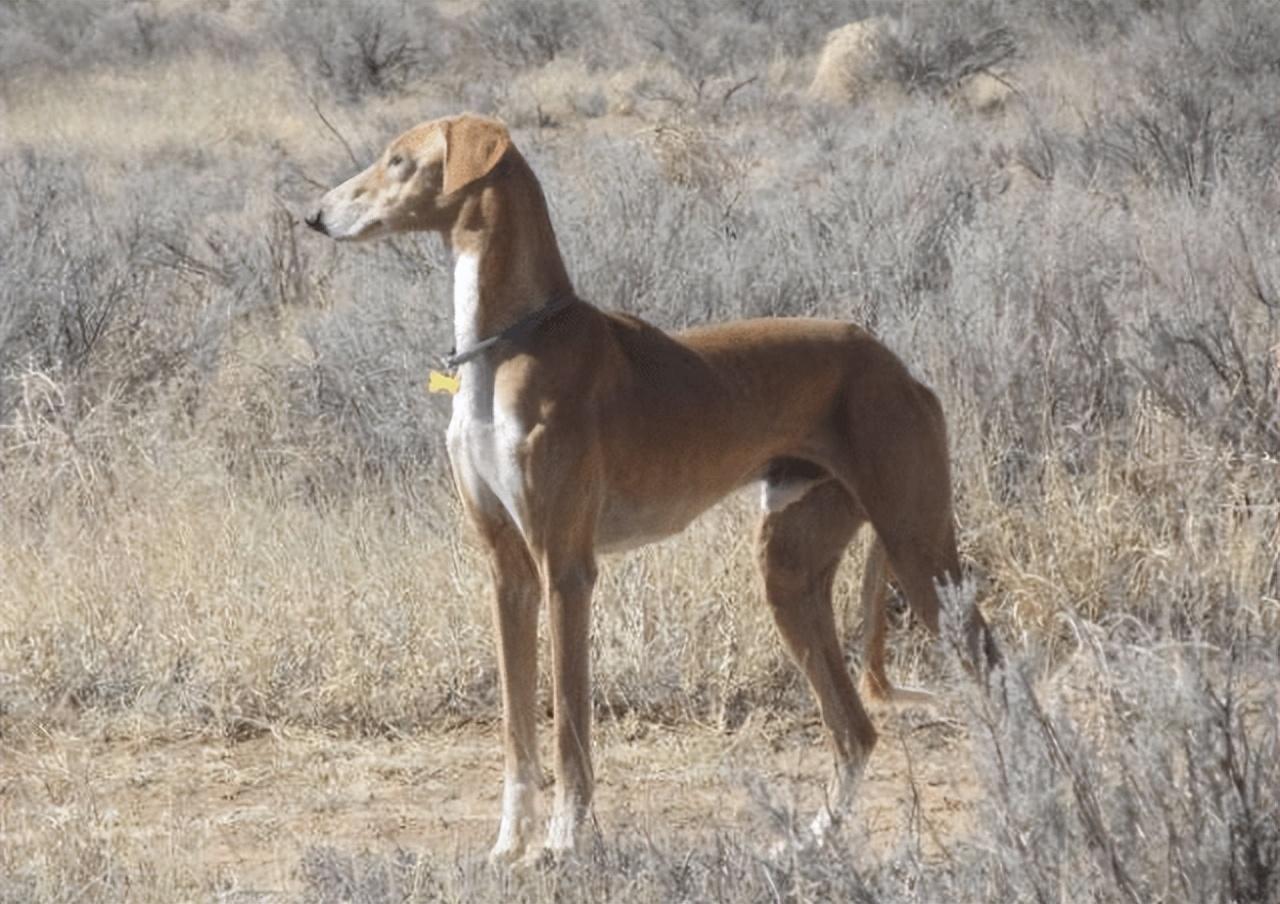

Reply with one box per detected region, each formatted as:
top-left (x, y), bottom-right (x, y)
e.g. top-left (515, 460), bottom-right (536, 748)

top-left (840, 376), bottom-right (1003, 686)
top-left (858, 537), bottom-right (938, 707)
top-left (756, 478), bottom-right (874, 844)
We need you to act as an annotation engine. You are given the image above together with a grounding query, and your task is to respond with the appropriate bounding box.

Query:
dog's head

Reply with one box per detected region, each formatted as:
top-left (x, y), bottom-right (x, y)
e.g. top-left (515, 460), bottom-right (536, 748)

top-left (305, 113), bottom-right (512, 241)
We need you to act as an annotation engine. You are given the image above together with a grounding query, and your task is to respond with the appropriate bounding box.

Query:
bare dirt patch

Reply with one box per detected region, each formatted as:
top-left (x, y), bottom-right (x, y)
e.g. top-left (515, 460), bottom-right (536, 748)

top-left (0, 709), bottom-right (976, 896)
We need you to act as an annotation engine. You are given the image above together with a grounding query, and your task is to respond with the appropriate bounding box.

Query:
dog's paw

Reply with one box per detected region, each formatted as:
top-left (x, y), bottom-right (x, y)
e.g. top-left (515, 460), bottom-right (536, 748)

top-left (487, 838), bottom-right (528, 869)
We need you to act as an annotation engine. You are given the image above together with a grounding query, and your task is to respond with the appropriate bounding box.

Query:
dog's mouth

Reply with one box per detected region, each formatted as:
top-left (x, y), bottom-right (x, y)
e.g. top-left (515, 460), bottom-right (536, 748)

top-left (347, 218), bottom-right (384, 241)
top-left (304, 210), bottom-right (328, 235)
top-left (303, 209), bottom-right (383, 242)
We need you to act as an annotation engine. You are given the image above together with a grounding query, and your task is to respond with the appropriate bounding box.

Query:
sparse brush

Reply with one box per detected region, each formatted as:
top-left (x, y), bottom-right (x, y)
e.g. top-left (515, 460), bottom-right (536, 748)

top-left (950, 631), bottom-right (1280, 903)
top-left (269, 0), bottom-right (454, 101)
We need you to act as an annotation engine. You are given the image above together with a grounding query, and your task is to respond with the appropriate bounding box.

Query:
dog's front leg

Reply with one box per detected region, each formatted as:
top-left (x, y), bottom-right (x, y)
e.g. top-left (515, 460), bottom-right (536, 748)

top-left (542, 550), bottom-right (598, 856)
top-left (479, 519), bottom-right (543, 865)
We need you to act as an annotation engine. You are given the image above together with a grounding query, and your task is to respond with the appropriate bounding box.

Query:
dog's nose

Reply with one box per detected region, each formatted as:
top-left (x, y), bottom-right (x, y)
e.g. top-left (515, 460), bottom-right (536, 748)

top-left (304, 209), bottom-right (328, 235)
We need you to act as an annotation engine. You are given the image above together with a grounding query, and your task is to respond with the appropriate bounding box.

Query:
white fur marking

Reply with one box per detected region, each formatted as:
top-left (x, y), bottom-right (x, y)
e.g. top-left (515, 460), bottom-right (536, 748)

top-left (809, 759), bottom-right (864, 845)
top-left (452, 251), bottom-right (482, 352)
top-left (546, 805), bottom-right (580, 853)
top-left (761, 479), bottom-right (819, 513)
top-left (491, 775), bottom-right (537, 861)
top-left (446, 251), bottom-right (532, 539)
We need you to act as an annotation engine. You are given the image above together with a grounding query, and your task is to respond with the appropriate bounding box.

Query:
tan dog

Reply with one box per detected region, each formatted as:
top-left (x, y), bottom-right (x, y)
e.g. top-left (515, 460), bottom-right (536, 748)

top-left (306, 113), bottom-right (1001, 862)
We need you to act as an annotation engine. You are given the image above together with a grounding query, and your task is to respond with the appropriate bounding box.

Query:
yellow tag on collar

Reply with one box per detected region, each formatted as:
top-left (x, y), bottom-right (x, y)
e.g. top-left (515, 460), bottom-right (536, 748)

top-left (427, 370), bottom-right (461, 395)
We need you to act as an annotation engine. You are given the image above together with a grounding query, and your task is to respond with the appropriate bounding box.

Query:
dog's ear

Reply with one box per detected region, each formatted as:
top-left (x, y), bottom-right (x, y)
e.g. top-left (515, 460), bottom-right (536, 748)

top-left (442, 115), bottom-right (512, 197)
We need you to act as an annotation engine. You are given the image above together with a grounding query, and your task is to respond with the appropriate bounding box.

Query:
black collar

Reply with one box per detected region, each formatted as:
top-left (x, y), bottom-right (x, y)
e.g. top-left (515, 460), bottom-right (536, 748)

top-left (444, 296), bottom-right (573, 369)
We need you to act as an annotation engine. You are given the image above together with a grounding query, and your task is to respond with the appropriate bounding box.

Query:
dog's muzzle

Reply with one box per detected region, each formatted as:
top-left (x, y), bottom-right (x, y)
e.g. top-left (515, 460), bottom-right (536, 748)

top-left (304, 210), bottom-right (328, 235)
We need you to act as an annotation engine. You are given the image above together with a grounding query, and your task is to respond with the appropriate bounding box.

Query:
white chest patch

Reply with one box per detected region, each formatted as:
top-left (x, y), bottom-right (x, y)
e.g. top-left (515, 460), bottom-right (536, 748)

top-left (452, 251), bottom-right (482, 352)
top-left (445, 252), bottom-right (532, 538)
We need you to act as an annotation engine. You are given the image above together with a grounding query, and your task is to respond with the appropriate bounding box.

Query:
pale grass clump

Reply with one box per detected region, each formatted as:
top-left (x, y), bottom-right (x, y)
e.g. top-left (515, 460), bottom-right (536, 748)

top-left (806, 18), bottom-right (895, 106)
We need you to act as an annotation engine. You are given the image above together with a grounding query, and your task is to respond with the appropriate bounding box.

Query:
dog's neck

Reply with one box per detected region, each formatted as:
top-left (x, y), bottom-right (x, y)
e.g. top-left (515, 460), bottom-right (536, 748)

top-left (448, 151), bottom-right (573, 361)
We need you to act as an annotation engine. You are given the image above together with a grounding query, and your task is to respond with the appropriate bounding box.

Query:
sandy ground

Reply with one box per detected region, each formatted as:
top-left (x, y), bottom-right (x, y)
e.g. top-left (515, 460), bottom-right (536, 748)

top-left (0, 707), bottom-right (976, 896)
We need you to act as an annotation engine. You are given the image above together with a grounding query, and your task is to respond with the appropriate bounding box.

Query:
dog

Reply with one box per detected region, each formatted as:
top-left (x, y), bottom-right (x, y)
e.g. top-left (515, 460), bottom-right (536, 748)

top-left (306, 113), bottom-right (1001, 863)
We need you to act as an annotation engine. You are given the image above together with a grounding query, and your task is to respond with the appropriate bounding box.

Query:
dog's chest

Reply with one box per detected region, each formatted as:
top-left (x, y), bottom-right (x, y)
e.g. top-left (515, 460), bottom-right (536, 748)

top-left (446, 381), bottom-right (530, 535)
top-left (445, 251), bottom-right (532, 534)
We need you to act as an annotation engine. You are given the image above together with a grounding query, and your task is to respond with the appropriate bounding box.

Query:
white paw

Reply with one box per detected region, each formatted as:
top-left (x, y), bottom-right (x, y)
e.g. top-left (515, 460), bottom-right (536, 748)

top-left (488, 778), bottom-right (538, 867)
top-left (545, 807), bottom-right (582, 856)
top-left (488, 836), bottom-right (527, 867)
top-left (809, 805), bottom-right (838, 847)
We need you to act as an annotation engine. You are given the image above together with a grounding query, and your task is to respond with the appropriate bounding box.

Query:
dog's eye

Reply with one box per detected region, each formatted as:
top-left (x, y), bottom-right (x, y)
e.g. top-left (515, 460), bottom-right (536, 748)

top-left (388, 154), bottom-right (403, 167)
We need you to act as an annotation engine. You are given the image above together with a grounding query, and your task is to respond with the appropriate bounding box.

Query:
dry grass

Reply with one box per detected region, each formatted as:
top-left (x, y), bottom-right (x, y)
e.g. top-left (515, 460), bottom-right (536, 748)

top-left (0, 53), bottom-right (310, 162)
top-left (0, 462), bottom-right (826, 741)
top-left (2, 0), bottom-right (1279, 900)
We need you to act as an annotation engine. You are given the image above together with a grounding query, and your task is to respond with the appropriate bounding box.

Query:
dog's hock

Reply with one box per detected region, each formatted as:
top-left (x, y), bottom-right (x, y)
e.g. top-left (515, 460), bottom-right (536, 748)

top-left (443, 115), bottom-right (513, 197)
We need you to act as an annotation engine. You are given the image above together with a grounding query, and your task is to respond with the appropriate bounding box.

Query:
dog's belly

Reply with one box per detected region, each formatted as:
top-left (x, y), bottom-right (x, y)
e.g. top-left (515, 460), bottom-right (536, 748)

top-left (595, 484), bottom-right (737, 554)
top-left (595, 493), bottom-right (712, 553)
top-left (595, 453), bottom-right (837, 553)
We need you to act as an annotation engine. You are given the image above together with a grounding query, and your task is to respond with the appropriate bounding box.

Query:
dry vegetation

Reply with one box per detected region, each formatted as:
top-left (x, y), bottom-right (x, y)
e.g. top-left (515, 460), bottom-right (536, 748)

top-left (1, 0), bottom-right (1278, 900)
